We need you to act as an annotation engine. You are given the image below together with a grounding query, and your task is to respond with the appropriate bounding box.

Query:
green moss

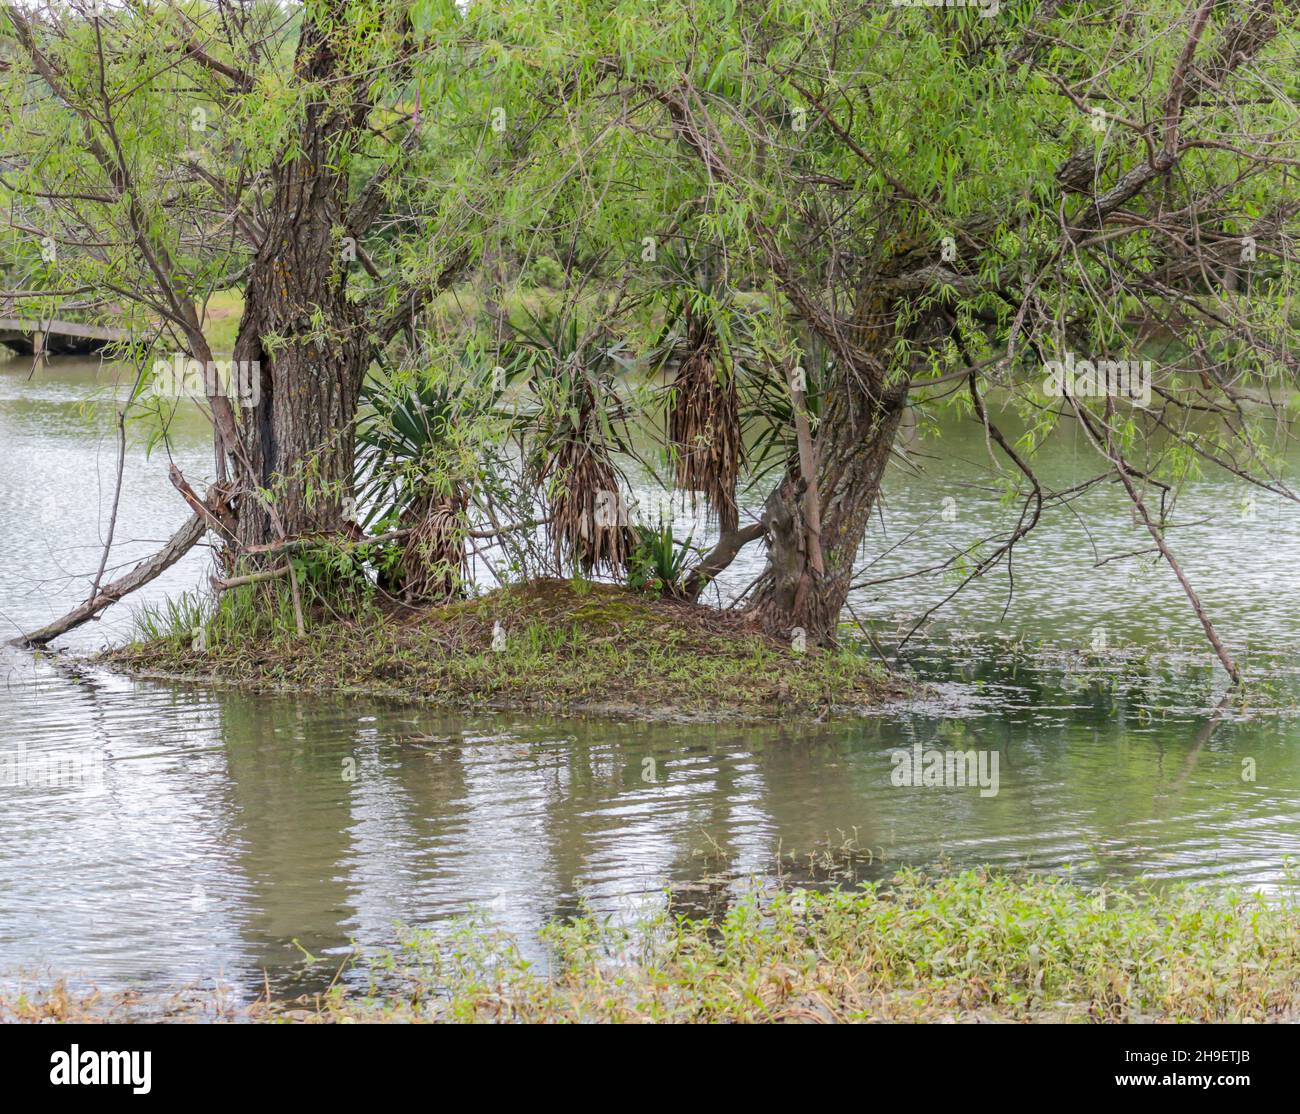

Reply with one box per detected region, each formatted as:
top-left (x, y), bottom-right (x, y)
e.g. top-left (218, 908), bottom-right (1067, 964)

top-left (108, 578), bottom-right (902, 721)
top-left (570, 598), bottom-right (646, 626)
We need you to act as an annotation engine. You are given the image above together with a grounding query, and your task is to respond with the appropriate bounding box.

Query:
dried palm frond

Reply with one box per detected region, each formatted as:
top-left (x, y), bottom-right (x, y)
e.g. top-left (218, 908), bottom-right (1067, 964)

top-left (667, 318), bottom-right (741, 534)
top-left (654, 242), bottom-right (745, 535)
top-left (392, 488), bottom-right (468, 604)
top-left (511, 312), bottom-right (635, 575)
top-left (545, 434), bottom-right (630, 573)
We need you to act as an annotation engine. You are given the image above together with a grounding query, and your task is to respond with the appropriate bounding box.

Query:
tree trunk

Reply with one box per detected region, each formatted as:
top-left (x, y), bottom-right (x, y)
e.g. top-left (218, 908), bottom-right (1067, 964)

top-left (231, 264), bottom-right (366, 549)
top-left (228, 20), bottom-right (370, 551)
top-left (749, 380), bottom-right (907, 645)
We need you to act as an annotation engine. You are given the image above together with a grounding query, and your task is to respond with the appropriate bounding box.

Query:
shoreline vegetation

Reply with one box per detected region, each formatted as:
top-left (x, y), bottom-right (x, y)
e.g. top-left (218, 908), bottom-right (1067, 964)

top-left (6, 868), bottom-right (1300, 1024)
top-left (106, 579), bottom-right (904, 722)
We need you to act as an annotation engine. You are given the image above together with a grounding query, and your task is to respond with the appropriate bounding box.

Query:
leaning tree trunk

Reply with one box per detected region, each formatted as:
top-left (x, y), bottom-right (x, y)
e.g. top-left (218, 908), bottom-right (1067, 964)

top-left (749, 379), bottom-right (907, 646)
top-left (227, 24), bottom-right (370, 552)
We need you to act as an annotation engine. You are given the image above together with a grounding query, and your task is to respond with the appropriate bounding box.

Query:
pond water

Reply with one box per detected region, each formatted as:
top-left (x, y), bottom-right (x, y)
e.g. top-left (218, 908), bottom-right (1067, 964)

top-left (2, 355), bottom-right (1298, 998)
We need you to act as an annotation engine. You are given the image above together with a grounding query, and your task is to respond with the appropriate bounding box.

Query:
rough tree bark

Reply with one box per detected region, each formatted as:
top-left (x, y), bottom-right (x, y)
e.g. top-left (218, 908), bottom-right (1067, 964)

top-left (749, 279), bottom-right (912, 646)
top-left (228, 17), bottom-right (371, 551)
top-left (749, 378), bottom-right (908, 645)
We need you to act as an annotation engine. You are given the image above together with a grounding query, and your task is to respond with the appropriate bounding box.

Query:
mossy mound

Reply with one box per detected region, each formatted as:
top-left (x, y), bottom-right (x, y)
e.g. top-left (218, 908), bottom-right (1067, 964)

top-left (108, 578), bottom-right (902, 721)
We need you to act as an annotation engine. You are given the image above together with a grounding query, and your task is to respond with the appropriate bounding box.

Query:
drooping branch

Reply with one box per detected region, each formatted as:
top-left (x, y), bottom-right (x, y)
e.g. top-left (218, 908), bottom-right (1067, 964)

top-left (895, 371), bottom-right (1046, 648)
top-left (1076, 395), bottom-right (1242, 684)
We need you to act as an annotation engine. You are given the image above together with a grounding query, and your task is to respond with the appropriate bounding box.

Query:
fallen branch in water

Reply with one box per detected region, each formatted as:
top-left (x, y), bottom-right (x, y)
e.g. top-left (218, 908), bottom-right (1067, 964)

top-left (11, 512), bottom-right (208, 648)
top-left (11, 496), bottom-right (546, 647)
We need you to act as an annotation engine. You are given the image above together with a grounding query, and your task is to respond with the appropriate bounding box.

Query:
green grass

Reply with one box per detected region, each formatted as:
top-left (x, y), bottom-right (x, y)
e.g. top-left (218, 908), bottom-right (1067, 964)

top-left (111, 578), bottom-right (898, 721)
top-left (197, 289), bottom-right (244, 354)
top-left (8, 868), bottom-right (1300, 1023)
top-left (342, 868), bottom-right (1300, 1023)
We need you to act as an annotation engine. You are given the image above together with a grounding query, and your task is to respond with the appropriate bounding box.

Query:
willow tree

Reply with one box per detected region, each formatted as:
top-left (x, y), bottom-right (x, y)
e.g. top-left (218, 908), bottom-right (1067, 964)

top-left (0, 0), bottom-right (579, 571)
top-left (7, 0), bottom-right (1298, 678)
top-left (524, 0), bottom-right (1298, 670)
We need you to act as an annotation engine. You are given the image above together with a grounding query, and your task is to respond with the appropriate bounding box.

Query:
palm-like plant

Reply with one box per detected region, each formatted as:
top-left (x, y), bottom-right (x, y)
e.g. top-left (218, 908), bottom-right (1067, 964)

top-left (507, 311), bottom-right (637, 574)
top-left (356, 350), bottom-right (520, 603)
top-left (627, 519), bottom-right (697, 598)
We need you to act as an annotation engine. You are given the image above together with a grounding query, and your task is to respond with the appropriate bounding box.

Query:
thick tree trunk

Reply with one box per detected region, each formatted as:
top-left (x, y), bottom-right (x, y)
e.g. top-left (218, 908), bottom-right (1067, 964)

top-left (227, 20), bottom-right (370, 551)
top-left (232, 263), bottom-right (366, 549)
top-left (749, 381), bottom-right (907, 645)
